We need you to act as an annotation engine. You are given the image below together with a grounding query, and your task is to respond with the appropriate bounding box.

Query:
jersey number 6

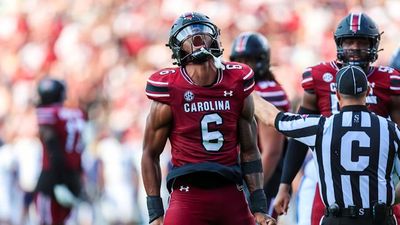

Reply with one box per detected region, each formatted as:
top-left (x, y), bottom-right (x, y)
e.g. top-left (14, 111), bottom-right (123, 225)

top-left (201, 113), bottom-right (224, 152)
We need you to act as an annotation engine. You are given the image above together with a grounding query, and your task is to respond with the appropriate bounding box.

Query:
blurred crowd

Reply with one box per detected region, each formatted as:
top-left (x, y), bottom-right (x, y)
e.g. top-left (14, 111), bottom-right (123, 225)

top-left (0, 0), bottom-right (399, 224)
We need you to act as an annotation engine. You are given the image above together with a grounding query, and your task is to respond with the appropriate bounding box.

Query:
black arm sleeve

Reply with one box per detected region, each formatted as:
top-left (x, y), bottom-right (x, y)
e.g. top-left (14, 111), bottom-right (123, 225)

top-left (35, 126), bottom-right (68, 195)
top-left (40, 126), bottom-right (66, 180)
top-left (280, 139), bottom-right (309, 184)
top-left (280, 106), bottom-right (319, 184)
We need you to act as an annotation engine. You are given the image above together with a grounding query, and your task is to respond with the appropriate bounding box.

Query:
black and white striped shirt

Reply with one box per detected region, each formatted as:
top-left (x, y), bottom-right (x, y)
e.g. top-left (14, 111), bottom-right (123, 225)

top-left (275, 105), bottom-right (400, 208)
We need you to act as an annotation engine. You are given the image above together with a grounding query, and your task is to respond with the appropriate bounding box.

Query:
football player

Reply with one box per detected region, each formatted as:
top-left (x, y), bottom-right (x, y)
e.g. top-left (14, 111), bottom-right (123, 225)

top-left (270, 12), bottom-right (400, 225)
top-left (230, 32), bottom-right (290, 219)
top-left (142, 12), bottom-right (276, 225)
top-left (34, 78), bottom-right (86, 225)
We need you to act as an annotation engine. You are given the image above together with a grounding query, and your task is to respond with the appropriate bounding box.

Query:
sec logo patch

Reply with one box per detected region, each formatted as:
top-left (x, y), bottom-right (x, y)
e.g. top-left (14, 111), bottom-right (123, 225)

top-left (322, 73), bottom-right (333, 82)
top-left (184, 91), bottom-right (194, 102)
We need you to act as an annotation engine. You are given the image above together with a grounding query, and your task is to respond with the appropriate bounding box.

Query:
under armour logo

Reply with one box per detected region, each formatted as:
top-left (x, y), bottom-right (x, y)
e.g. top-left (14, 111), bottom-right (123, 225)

top-left (224, 90), bottom-right (233, 97)
top-left (179, 186), bottom-right (190, 192)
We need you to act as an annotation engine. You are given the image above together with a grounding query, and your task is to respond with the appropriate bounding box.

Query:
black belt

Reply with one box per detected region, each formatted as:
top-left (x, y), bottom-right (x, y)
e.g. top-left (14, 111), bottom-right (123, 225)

top-left (324, 205), bottom-right (393, 218)
top-left (172, 172), bottom-right (235, 189)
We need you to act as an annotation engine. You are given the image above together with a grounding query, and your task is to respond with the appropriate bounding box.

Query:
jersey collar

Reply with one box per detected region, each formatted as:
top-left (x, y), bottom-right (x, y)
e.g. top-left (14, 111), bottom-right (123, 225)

top-left (180, 67), bottom-right (222, 86)
top-left (340, 105), bottom-right (369, 112)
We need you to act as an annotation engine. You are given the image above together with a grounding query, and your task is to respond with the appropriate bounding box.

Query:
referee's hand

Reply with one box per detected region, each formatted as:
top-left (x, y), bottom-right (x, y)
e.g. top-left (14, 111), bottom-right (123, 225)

top-left (274, 183), bottom-right (291, 215)
top-left (254, 212), bottom-right (276, 225)
top-left (150, 217), bottom-right (163, 225)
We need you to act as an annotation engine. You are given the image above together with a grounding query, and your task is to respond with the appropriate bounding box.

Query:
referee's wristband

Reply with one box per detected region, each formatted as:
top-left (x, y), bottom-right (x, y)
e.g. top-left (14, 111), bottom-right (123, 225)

top-left (146, 196), bottom-right (164, 223)
top-left (249, 189), bottom-right (268, 214)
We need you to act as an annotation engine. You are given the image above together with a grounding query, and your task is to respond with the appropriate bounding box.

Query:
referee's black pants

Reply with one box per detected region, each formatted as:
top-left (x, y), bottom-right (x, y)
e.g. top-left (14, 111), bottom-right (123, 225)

top-left (321, 215), bottom-right (396, 225)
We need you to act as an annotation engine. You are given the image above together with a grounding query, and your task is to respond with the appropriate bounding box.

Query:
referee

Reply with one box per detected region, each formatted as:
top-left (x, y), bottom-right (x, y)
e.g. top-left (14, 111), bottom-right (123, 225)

top-left (255, 65), bottom-right (400, 225)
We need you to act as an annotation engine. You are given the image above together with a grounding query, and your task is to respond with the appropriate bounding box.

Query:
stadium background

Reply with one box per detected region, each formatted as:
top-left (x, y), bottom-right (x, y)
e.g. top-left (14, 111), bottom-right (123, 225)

top-left (0, 0), bottom-right (399, 224)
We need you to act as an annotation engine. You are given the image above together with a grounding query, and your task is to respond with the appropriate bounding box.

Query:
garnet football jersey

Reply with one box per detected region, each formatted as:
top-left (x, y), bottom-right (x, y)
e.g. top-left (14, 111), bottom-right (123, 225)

top-left (36, 105), bottom-right (86, 171)
top-left (146, 62), bottom-right (255, 167)
top-left (301, 61), bottom-right (400, 117)
top-left (255, 80), bottom-right (290, 112)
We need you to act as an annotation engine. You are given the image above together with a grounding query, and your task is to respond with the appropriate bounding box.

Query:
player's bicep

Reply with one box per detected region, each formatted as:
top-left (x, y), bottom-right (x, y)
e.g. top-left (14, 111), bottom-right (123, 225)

top-left (143, 101), bottom-right (172, 158)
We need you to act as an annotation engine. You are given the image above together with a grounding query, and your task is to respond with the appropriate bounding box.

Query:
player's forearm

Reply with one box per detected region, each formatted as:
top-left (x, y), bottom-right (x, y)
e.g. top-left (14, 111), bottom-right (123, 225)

top-left (241, 151), bottom-right (268, 215)
top-left (239, 97), bottom-right (268, 213)
top-left (243, 171), bottom-right (264, 192)
top-left (241, 145), bottom-right (263, 191)
top-left (239, 118), bottom-right (264, 192)
top-left (141, 153), bottom-right (162, 196)
top-left (141, 137), bottom-right (166, 223)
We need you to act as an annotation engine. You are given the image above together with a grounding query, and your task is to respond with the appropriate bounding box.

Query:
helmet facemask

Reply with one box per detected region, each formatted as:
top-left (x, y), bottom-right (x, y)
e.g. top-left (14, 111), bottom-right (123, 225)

top-left (180, 31), bottom-right (216, 65)
top-left (167, 12), bottom-right (223, 66)
top-left (175, 24), bottom-right (222, 66)
top-left (336, 37), bottom-right (378, 69)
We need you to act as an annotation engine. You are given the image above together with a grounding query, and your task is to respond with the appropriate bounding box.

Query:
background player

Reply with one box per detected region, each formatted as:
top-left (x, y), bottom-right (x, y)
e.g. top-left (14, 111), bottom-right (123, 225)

top-left (230, 31), bottom-right (290, 219)
top-left (35, 78), bottom-right (86, 225)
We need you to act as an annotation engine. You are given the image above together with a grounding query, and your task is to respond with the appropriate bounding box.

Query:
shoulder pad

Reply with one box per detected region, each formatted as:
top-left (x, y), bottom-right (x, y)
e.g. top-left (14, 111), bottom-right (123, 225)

top-left (145, 67), bottom-right (178, 103)
top-left (224, 62), bottom-right (255, 94)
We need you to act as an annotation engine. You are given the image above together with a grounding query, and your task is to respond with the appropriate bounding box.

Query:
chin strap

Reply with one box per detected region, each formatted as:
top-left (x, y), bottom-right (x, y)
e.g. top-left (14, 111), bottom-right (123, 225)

top-left (199, 47), bottom-right (225, 70)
